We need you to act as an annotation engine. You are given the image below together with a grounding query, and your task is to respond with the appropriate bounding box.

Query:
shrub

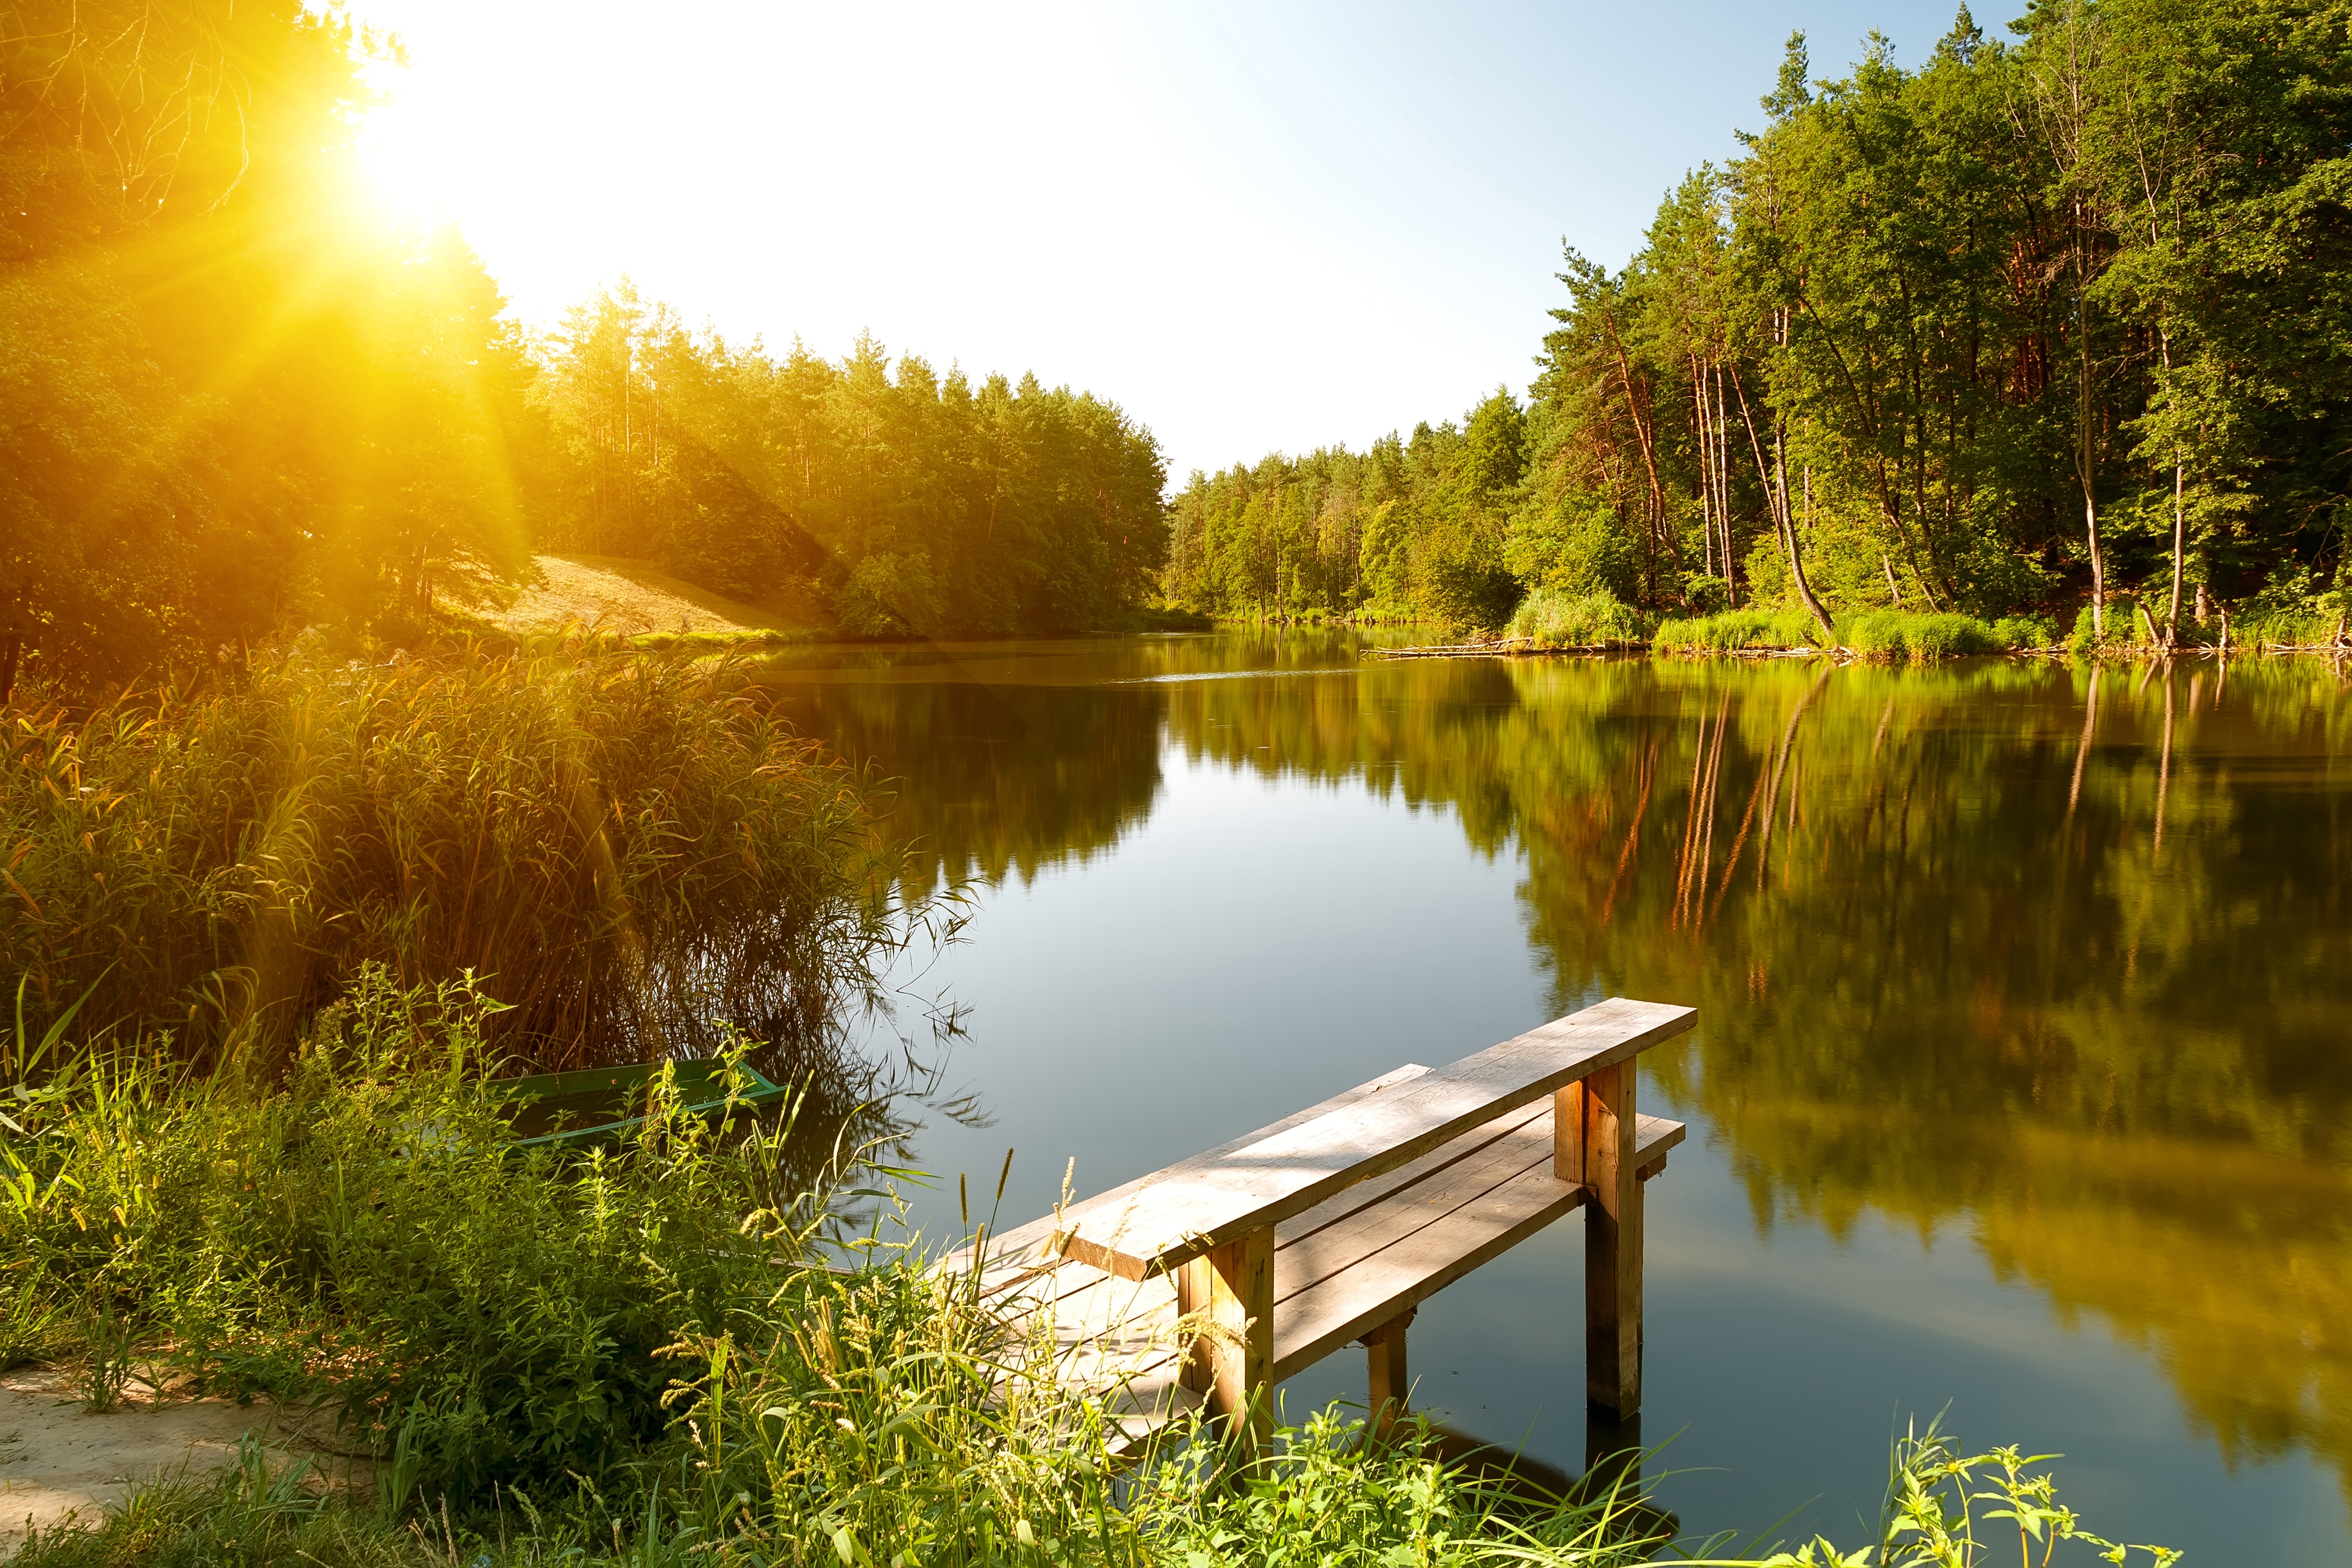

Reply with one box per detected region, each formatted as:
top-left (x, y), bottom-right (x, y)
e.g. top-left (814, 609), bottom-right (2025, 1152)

top-left (1504, 589), bottom-right (1649, 649)
top-left (0, 639), bottom-right (911, 1070)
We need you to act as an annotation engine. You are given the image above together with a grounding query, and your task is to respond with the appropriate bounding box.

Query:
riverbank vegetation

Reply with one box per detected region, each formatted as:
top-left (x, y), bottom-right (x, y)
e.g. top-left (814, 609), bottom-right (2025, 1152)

top-left (1, 974), bottom-right (2175, 1567)
top-left (1163, 0), bottom-right (2352, 650)
top-left (0, 640), bottom-right (921, 1076)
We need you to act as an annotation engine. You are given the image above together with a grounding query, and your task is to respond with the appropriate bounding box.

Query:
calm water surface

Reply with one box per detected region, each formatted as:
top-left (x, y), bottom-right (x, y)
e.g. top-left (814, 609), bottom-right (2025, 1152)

top-left (757, 632), bottom-right (2352, 1562)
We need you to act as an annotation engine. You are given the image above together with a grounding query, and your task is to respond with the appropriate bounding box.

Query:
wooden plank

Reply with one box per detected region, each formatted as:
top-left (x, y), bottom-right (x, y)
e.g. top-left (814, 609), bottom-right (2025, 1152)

top-left (946, 1063), bottom-right (1435, 1277)
top-left (1276, 1105), bottom-right (1554, 1303)
top-left (1057, 998), bottom-right (1696, 1276)
top-left (1275, 1098), bottom-right (1553, 1260)
top-left (1266, 1112), bottom-right (1683, 1382)
top-left (1271, 1158), bottom-right (1587, 1380)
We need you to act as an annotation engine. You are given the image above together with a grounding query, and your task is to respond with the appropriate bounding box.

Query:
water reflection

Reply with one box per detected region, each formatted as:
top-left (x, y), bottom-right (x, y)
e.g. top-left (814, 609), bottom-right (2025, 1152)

top-left (759, 635), bottom-right (2352, 1523)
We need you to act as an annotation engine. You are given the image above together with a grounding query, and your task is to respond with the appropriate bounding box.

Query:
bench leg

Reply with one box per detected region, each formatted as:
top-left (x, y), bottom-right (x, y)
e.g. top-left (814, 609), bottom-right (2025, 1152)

top-left (1360, 1307), bottom-right (1416, 1436)
top-left (1559, 1061), bottom-right (1642, 1417)
top-left (1176, 1226), bottom-right (1273, 1452)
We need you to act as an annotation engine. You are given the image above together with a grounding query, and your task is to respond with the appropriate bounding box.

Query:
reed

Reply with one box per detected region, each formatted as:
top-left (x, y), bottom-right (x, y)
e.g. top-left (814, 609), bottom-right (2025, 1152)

top-left (0, 636), bottom-right (914, 1073)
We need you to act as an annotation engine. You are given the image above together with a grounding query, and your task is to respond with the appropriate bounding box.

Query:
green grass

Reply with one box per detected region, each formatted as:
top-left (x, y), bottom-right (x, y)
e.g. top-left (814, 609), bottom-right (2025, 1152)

top-left (0, 636), bottom-right (914, 1073)
top-left (1839, 611), bottom-right (2007, 660)
top-left (1652, 608), bottom-right (2034, 660)
top-left (1653, 608), bottom-right (1823, 653)
top-left (1504, 590), bottom-right (1650, 650)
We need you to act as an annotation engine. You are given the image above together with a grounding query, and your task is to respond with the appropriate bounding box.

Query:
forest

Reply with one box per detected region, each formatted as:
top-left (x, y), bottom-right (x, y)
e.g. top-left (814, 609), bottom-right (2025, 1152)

top-left (1165, 1), bottom-right (2352, 645)
top-left (0, 0), bottom-right (1166, 703)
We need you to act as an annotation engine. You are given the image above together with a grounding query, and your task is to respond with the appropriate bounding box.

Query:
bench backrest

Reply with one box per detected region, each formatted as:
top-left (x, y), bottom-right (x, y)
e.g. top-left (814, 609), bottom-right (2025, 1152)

top-left (1053, 996), bottom-right (1695, 1279)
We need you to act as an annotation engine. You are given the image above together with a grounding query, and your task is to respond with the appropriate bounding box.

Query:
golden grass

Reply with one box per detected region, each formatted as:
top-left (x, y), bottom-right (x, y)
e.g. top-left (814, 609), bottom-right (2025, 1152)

top-left (0, 640), bottom-right (910, 1072)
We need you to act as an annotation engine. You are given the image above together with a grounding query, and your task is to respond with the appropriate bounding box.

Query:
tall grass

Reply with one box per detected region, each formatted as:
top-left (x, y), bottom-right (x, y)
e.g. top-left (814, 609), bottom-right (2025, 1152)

top-left (1653, 608), bottom-right (2033, 660)
top-left (1504, 590), bottom-right (1650, 650)
top-left (1653, 608), bottom-right (1822, 653)
top-left (0, 636), bottom-right (913, 1071)
top-left (1839, 611), bottom-right (2007, 660)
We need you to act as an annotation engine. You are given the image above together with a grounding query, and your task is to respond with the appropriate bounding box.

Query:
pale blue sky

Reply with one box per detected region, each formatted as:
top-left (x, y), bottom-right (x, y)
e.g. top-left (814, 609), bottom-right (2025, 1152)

top-left (352, 1), bottom-right (1994, 481)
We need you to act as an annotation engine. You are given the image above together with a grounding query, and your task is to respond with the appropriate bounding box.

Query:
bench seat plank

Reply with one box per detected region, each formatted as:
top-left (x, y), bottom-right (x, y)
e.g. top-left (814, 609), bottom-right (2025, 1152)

top-left (1270, 1110), bottom-right (1682, 1380)
top-left (976, 1100), bottom-right (1685, 1428)
top-left (1055, 998), bottom-right (1696, 1277)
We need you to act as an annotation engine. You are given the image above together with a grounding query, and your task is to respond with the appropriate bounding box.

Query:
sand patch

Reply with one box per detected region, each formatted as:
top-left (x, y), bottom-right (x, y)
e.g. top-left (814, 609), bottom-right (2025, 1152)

top-left (498, 554), bottom-right (812, 637)
top-left (0, 1367), bottom-right (367, 1556)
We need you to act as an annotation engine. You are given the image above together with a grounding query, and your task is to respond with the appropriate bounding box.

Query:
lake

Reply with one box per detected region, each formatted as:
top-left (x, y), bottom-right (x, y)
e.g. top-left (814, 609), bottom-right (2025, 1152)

top-left (757, 631), bottom-right (2352, 1562)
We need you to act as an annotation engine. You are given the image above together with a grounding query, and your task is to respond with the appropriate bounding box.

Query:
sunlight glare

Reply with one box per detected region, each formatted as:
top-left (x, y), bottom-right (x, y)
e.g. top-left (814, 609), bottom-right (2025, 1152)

top-left (354, 61), bottom-right (455, 227)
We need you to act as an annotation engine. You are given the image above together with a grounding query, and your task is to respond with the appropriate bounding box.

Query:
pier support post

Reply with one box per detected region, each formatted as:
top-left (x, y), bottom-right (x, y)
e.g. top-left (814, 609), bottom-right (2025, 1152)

top-left (1360, 1306), bottom-right (1416, 1436)
top-left (1177, 1226), bottom-right (1274, 1451)
top-left (1557, 1061), bottom-right (1642, 1417)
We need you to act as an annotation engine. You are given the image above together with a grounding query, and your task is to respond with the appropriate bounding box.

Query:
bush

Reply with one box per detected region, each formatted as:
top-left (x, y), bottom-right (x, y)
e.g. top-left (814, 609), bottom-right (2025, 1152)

top-left (0, 639), bottom-right (911, 1070)
top-left (1504, 589), bottom-right (1649, 649)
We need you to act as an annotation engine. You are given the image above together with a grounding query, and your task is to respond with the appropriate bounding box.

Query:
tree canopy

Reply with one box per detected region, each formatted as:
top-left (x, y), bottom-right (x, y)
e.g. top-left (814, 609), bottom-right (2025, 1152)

top-left (1164, 1), bottom-right (2352, 640)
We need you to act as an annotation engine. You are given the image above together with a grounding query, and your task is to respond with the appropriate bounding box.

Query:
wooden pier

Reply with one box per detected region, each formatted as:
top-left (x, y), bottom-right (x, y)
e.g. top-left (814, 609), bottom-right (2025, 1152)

top-left (946, 997), bottom-right (1695, 1452)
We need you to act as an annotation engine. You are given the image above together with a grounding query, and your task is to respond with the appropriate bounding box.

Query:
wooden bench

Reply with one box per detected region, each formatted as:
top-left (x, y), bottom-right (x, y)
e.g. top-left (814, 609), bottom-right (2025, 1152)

top-left (947, 997), bottom-right (1695, 1451)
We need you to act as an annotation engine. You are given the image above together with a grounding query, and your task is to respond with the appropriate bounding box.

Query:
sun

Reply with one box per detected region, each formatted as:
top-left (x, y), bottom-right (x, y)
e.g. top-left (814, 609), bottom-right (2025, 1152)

top-left (353, 62), bottom-right (454, 227)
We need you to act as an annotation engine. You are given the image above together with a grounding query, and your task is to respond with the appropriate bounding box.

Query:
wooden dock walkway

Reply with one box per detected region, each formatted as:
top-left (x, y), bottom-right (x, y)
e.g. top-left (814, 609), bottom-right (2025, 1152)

top-left (945, 997), bottom-right (1695, 1452)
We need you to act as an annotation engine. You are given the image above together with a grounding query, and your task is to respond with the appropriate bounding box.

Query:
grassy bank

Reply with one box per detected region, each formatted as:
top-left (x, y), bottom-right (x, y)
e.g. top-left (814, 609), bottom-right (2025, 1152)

top-left (0, 639), bottom-right (914, 1074)
top-left (1651, 608), bottom-right (2054, 659)
top-left (1, 989), bottom-right (2176, 1567)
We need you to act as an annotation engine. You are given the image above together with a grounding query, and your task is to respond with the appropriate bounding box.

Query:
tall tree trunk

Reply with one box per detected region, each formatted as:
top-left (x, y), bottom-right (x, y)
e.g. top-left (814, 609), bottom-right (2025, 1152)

top-left (2167, 461), bottom-right (2185, 646)
top-left (2075, 230), bottom-right (2106, 640)
top-left (2161, 333), bottom-right (2183, 647)
top-left (1730, 365), bottom-right (1832, 644)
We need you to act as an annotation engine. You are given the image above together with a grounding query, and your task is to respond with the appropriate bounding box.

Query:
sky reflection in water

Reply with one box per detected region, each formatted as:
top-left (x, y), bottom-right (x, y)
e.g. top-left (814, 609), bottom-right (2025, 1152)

top-left (759, 632), bottom-right (2352, 1561)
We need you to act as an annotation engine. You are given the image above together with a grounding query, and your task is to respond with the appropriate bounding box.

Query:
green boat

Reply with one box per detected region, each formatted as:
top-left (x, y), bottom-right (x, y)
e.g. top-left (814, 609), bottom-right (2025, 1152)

top-left (495, 1059), bottom-right (793, 1150)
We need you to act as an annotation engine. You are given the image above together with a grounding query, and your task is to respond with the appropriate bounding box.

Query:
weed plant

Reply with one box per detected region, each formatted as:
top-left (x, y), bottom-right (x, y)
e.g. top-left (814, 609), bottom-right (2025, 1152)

top-left (1505, 590), bottom-right (1651, 650)
top-left (0, 636), bottom-right (918, 1070)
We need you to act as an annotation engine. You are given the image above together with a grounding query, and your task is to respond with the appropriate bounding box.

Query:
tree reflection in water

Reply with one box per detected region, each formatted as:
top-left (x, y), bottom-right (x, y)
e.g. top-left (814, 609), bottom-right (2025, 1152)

top-left (763, 636), bottom-right (2352, 1512)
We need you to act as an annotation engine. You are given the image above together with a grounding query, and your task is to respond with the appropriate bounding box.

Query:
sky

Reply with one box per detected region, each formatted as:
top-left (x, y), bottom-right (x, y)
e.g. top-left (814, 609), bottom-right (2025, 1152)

top-left (348, 1), bottom-right (1997, 483)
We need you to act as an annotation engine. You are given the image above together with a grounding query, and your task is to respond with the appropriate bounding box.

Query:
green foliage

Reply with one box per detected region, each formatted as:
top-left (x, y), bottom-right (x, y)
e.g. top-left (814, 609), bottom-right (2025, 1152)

top-left (0, 973), bottom-right (841, 1500)
top-left (1175, 7), bottom-right (2352, 646)
top-left (0, 641), bottom-right (911, 1069)
top-left (1162, 394), bottom-right (1530, 631)
top-left (1655, 609), bottom-right (1822, 652)
top-left (1839, 612), bottom-right (2007, 661)
top-left (537, 309), bottom-right (1167, 638)
top-left (1504, 491), bottom-right (1644, 604)
top-left (1506, 590), bottom-right (1650, 650)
